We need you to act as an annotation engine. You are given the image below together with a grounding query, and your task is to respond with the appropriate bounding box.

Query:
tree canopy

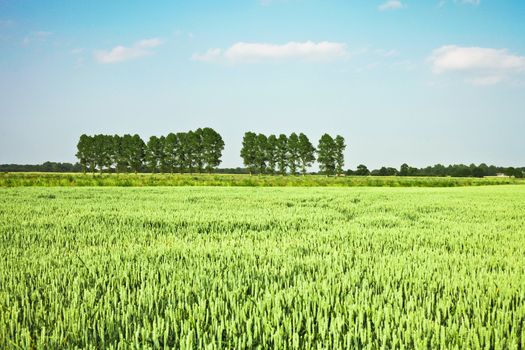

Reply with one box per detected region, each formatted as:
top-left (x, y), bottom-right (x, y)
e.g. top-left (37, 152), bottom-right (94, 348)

top-left (75, 128), bottom-right (224, 174)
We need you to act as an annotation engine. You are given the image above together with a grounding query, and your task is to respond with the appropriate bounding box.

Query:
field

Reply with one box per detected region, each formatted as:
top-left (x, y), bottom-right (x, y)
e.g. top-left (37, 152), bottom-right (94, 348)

top-left (1, 172), bottom-right (524, 187)
top-left (1, 185), bottom-right (524, 349)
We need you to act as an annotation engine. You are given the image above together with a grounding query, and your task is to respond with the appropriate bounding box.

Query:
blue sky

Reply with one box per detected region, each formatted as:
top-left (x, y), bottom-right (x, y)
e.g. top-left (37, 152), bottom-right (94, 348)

top-left (1, 0), bottom-right (524, 169)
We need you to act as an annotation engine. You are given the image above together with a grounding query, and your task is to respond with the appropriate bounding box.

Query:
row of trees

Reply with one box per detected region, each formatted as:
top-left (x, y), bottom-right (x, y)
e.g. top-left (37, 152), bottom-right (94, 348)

top-left (345, 163), bottom-right (524, 178)
top-left (75, 128), bottom-right (224, 174)
top-left (240, 132), bottom-right (346, 175)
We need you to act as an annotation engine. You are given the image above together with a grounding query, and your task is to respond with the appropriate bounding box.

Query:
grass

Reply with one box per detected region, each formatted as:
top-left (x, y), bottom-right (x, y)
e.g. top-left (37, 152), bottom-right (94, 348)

top-left (1, 171), bottom-right (524, 187)
top-left (1, 186), bottom-right (524, 348)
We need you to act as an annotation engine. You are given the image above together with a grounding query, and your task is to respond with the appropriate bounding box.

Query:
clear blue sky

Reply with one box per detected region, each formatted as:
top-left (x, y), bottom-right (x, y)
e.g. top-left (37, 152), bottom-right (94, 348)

top-left (1, 0), bottom-right (524, 169)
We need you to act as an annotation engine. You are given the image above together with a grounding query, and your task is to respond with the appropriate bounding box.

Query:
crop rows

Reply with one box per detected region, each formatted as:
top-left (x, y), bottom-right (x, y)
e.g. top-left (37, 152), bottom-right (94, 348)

top-left (1, 186), bottom-right (524, 349)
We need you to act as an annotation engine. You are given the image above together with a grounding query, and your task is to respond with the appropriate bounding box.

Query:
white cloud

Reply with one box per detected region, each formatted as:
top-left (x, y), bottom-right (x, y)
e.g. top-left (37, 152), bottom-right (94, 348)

top-left (192, 41), bottom-right (349, 63)
top-left (428, 45), bottom-right (525, 85)
top-left (94, 38), bottom-right (163, 64)
top-left (378, 1), bottom-right (405, 11)
top-left (437, 0), bottom-right (480, 8)
top-left (192, 48), bottom-right (222, 62)
top-left (459, 0), bottom-right (480, 5)
top-left (467, 75), bottom-right (504, 86)
top-left (429, 45), bottom-right (525, 73)
top-left (22, 31), bottom-right (52, 45)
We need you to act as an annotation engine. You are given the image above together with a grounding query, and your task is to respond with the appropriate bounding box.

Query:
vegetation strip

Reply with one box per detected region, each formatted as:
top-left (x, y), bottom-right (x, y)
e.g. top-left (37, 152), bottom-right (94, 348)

top-left (1, 172), bottom-right (525, 187)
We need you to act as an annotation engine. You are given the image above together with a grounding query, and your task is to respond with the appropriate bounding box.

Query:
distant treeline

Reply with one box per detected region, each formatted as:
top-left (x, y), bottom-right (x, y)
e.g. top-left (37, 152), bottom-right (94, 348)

top-left (75, 128), bottom-right (224, 174)
top-left (241, 132), bottom-right (346, 176)
top-left (346, 163), bottom-right (525, 178)
top-left (0, 162), bottom-right (83, 173)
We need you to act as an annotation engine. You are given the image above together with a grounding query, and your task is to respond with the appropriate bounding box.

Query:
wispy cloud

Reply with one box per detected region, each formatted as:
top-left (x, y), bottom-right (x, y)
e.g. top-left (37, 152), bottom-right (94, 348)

top-left (467, 75), bottom-right (504, 86)
top-left (378, 0), bottom-right (405, 11)
top-left (192, 41), bottom-right (350, 63)
top-left (439, 0), bottom-right (480, 7)
top-left (94, 38), bottom-right (163, 64)
top-left (428, 45), bottom-right (525, 85)
top-left (375, 49), bottom-right (399, 57)
top-left (0, 19), bottom-right (14, 27)
top-left (22, 31), bottom-right (52, 45)
top-left (258, 0), bottom-right (292, 6)
top-left (458, 0), bottom-right (480, 5)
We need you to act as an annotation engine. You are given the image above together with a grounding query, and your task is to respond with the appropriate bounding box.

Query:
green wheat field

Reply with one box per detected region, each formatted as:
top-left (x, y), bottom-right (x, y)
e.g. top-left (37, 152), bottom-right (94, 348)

top-left (1, 185), bottom-right (525, 349)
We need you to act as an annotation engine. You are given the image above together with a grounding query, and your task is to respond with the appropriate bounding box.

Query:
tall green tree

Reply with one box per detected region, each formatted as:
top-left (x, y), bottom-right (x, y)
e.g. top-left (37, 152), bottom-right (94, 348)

top-left (287, 133), bottom-right (300, 175)
top-left (194, 128), bottom-right (205, 173)
top-left (164, 133), bottom-right (181, 173)
top-left (113, 134), bottom-right (132, 174)
top-left (112, 135), bottom-right (128, 174)
top-left (119, 134), bottom-right (134, 173)
top-left (176, 132), bottom-right (188, 173)
top-left (240, 132), bottom-right (257, 175)
top-left (355, 164), bottom-right (370, 176)
top-left (255, 134), bottom-right (268, 175)
top-left (297, 133), bottom-right (315, 175)
top-left (317, 134), bottom-right (336, 176)
top-left (145, 136), bottom-right (164, 173)
top-left (92, 134), bottom-right (113, 174)
top-left (158, 136), bottom-right (168, 173)
top-left (266, 135), bottom-right (277, 175)
top-left (201, 127), bottom-right (225, 172)
top-left (334, 135), bottom-right (346, 176)
top-left (276, 134), bottom-right (288, 175)
top-left (75, 134), bottom-right (94, 174)
top-left (129, 134), bottom-right (145, 174)
top-left (185, 130), bottom-right (200, 173)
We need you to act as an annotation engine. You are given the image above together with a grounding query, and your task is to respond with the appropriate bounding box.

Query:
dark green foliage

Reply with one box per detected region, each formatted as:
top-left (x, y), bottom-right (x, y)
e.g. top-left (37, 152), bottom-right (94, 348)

top-left (113, 135), bottom-right (128, 173)
top-left (75, 134), bottom-right (94, 173)
top-left (255, 134), bottom-right (268, 174)
top-left (183, 130), bottom-right (199, 173)
top-left (297, 133), bottom-right (315, 176)
top-left (92, 134), bottom-right (114, 173)
top-left (334, 135), bottom-right (346, 176)
top-left (164, 133), bottom-right (181, 173)
top-left (372, 167), bottom-right (399, 176)
top-left (399, 163), bottom-right (418, 176)
top-left (287, 133), bottom-right (300, 175)
top-left (191, 129), bottom-right (204, 173)
top-left (355, 164), bottom-right (370, 176)
top-left (240, 132), bottom-right (258, 175)
top-left (176, 132), bottom-right (190, 173)
top-left (74, 128), bottom-right (224, 175)
top-left (240, 132), bottom-right (344, 176)
top-left (145, 136), bottom-right (164, 173)
top-left (317, 134), bottom-right (337, 176)
top-left (276, 134), bottom-right (288, 175)
top-left (201, 127), bottom-right (225, 173)
top-left (128, 134), bottom-right (146, 173)
top-left (266, 135), bottom-right (278, 175)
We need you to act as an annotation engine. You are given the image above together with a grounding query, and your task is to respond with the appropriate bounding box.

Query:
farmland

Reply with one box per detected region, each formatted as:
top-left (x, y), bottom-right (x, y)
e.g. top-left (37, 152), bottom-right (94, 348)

top-left (1, 185), bottom-right (524, 348)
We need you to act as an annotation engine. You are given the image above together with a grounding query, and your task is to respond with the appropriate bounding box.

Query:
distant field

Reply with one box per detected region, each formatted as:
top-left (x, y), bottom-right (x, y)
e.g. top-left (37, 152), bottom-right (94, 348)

top-left (1, 172), bottom-right (524, 187)
top-left (1, 186), bottom-right (524, 348)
